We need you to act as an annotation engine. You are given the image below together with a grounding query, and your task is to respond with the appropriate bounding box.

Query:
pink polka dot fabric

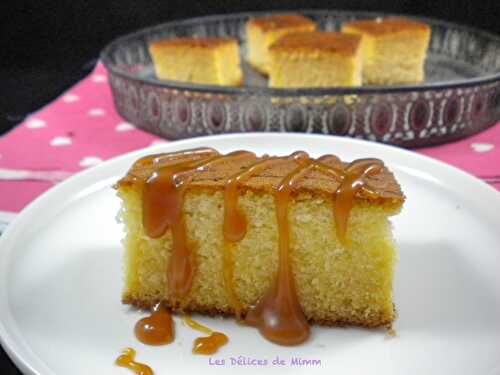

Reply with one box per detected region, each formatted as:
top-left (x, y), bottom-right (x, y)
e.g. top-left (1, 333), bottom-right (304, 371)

top-left (0, 64), bottom-right (159, 213)
top-left (0, 63), bottom-right (498, 213)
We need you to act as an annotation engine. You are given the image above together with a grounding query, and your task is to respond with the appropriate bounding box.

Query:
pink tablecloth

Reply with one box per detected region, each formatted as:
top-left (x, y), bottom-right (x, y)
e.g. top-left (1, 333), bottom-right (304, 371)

top-left (0, 63), bottom-right (499, 214)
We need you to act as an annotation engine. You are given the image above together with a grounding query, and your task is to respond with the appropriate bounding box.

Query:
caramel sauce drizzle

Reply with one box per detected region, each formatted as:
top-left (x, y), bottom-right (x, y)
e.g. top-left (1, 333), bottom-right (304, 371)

top-left (222, 156), bottom-right (273, 317)
top-left (143, 148), bottom-right (219, 303)
top-left (139, 148), bottom-right (384, 346)
top-left (241, 155), bottom-right (383, 344)
top-left (332, 158), bottom-right (383, 242)
top-left (221, 152), bottom-right (309, 317)
top-left (143, 148), bottom-right (255, 303)
top-left (116, 348), bottom-right (154, 375)
top-left (183, 315), bottom-right (229, 355)
top-left (223, 156), bottom-right (273, 242)
top-left (135, 303), bottom-right (174, 345)
top-left (243, 156), bottom-right (313, 345)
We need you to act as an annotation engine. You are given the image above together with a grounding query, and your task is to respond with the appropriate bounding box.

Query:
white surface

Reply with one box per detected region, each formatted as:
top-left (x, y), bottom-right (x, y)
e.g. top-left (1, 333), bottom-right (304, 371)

top-left (0, 133), bottom-right (499, 375)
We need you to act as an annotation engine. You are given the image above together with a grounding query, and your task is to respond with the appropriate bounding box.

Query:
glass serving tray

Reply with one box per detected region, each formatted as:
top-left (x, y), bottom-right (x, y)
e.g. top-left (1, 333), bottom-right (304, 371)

top-left (101, 10), bottom-right (500, 148)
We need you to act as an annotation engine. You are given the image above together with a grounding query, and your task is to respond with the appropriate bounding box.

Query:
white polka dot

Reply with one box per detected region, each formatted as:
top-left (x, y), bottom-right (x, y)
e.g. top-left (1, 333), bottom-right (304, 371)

top-left (88, 108), bottom-right (106, 117)
top-left (150, 140), bottom-right (169, 147)
top-left (50, 136), bottom-right (72, 146)
top-left (91, 74), bottom-right (107, 83)
top-left (62, 93), bottom-right (80, 103)
top-left (115, 122), bottom-right (135, 132)
top-left (471, 143), bottom-right (494, 153)
top-left (26, 118), bottom-right (46, 129)
top-left (80, 156), bottom-right (103, 168)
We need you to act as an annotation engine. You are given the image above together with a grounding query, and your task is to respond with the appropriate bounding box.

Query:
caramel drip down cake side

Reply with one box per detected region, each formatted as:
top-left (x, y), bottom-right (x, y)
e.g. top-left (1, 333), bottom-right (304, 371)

top-left (115, 148), bottom-right (404, 343)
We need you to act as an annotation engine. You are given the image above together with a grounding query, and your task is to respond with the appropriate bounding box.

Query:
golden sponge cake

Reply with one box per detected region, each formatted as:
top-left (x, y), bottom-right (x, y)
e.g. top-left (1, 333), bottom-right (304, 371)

top-left (149, 37), bottom-right (243, 86)
top-left (268, 31), bottom-right (363, 88)
top-left (246, 14), bottom-right (317, 75)
top-left (342, 17), bottom-right (431, 85)
top-left (115, 148), bottom-right (404, 344)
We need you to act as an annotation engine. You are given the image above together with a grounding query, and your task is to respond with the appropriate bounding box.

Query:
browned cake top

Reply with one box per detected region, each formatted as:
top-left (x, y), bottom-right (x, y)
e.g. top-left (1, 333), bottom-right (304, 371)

top-left (343, 17), bottom-right (431, 36)
top-left (117, 148), bottom-right (404, 206)
top-left (269, 32), bottom-right (362, 56)
top-left (248, 14), bottom-right (316, 32)
top-left (149, 37), bottom-right (237, 51)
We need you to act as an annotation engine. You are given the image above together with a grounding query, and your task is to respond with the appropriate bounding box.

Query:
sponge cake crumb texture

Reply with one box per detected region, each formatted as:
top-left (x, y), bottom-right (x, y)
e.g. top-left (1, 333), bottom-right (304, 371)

top-left (116, 151), bottom-right (404, 328)
top-left (149, 37), bottom-right (243, 86)
top-left (343, 18), bottom-right (431, 85)
top-left (268, 32), bottom-right (363, 88)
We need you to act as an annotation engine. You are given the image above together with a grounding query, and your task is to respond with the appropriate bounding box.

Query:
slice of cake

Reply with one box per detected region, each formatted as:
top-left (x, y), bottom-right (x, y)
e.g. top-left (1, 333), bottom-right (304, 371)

top-left (268, 31), bottom-right (363, 88)
top-left (149, 37), bottom-right (243, 86)
top-left (342, 17), bottom-right (431, 85)
top-left (115, 148), bottom-right (404, 345)
top-left (246, 14), bottom-right (317, 75)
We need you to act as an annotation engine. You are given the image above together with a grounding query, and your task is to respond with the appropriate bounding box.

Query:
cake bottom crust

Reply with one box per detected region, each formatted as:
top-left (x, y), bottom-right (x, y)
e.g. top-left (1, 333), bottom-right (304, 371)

top-left (123, 295), bottom-right (395, 329)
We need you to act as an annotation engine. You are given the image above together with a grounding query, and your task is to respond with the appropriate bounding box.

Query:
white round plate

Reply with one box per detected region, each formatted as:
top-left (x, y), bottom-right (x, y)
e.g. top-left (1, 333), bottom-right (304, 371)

top-left (1, 133), bottom-right (499, 375)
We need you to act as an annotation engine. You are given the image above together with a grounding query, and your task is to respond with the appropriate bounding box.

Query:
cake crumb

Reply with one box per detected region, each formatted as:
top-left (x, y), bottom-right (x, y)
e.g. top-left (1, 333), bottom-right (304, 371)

top-left (385, 327), bottom-right (397, 339)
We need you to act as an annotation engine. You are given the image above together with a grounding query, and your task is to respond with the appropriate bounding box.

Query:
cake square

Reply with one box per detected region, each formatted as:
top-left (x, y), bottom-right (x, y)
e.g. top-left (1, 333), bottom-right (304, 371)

top-left (342, 17), bottom-right (431, 85)
top-left (116, 148), bottom-right (404, 341)
top-left (268, 32), bottom-right (363, 88)
top-left (246, 14), bottom-right (317, 75)
top-left (149, 37), bottom-right (243, 86)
